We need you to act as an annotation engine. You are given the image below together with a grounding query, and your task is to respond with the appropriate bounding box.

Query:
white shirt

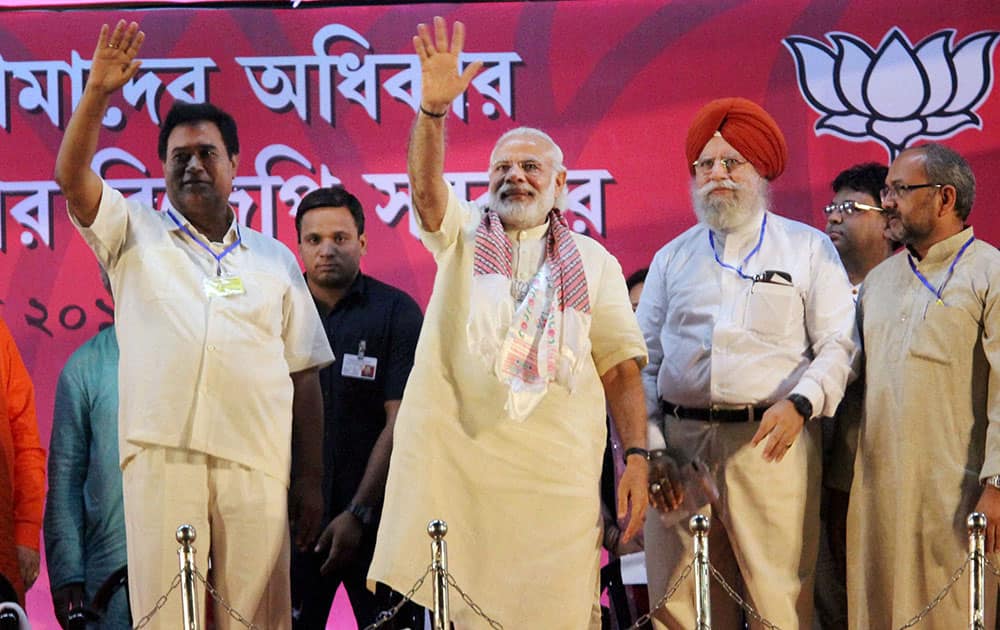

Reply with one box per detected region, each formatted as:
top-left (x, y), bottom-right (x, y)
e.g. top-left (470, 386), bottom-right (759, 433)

top-left (72, 181), bottom-right (334, 484)
top-left (637, 208), bottom-right (858, 424)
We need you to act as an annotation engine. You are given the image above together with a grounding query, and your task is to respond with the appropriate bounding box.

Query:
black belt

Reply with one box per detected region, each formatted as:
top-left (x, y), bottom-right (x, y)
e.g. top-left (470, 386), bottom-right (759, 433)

top-left (662, 400), bottom-right (769, 423)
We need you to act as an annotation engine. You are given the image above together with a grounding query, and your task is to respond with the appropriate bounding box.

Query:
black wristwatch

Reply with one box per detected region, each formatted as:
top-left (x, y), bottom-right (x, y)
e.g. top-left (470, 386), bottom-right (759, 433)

top-left (787, 394), bottom-right (813, 421)
top-left (623, 447), bottom-right (649, 463)
top-left (346, 502), bottom-right (376, 527)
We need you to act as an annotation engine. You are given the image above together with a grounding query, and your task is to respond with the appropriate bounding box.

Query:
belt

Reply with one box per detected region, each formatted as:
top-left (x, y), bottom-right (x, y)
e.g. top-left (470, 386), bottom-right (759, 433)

top-left (661, 400), bottom-right (769, 423)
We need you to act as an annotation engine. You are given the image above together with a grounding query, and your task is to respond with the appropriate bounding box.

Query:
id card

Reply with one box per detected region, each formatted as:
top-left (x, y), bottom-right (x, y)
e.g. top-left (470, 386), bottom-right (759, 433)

top-left (203, 275), bottom-right (246, 297)
top-left (341, 353), bottom-right (377, 380)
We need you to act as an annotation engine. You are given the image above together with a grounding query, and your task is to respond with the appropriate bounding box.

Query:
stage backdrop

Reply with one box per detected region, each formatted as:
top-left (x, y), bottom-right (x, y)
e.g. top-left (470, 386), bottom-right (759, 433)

top-left (2, 0), bottom-right (999, 627)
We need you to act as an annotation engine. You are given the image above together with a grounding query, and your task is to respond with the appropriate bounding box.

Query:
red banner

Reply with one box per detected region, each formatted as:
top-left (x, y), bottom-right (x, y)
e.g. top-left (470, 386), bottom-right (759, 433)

top-left (2, 1), bottom-right (999, 626)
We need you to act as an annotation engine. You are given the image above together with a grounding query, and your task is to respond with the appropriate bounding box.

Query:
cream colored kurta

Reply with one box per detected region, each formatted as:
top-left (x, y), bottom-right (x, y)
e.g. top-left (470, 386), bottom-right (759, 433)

top-left (368, 188), bottom-right (646, 629)
top-left (848, 228), bottom-right (1000, 629)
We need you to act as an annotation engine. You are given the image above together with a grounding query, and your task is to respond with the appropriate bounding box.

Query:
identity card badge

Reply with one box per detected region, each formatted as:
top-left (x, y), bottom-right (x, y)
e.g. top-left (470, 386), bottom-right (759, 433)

top-left (203, 274), bottom-right (246, 298)
top-left (342, 340), bottom-right (377, 380)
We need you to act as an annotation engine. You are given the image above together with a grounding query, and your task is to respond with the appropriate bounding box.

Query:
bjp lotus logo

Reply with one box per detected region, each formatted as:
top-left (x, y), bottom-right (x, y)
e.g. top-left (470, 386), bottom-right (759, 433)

top-left (784, 28), bottom-right (999, 158)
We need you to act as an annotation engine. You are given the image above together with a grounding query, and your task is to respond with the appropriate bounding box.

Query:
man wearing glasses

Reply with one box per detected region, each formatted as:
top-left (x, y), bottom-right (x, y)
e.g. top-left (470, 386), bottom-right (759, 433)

top-left (638, 97), bottom-right (857, 628)
top-left (847, 144), bottom-right (1000, 629)
top-left (815, 162), bottom-right (893, 629)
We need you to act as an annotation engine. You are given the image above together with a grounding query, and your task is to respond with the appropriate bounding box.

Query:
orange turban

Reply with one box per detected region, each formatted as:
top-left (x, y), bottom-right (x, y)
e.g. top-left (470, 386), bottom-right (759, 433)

top-left (685, 97), bottom-right (788, 180)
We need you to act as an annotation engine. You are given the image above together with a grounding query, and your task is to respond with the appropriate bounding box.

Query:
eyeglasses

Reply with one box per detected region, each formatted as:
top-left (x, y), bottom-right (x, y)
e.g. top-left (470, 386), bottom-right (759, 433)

top-left (879, 182), bottom-right (944, 201)
top-left (823, 200), bottom-right (884, 216)
top-left (692, 156), bottom-right (748, 175)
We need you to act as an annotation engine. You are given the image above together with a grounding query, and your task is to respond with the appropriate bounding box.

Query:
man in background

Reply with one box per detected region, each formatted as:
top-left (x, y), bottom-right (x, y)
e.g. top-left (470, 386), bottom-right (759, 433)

top-left (45, 271), bottom-right (130, 630)
top-left (814, 162), bottom-right (892, 629)
top-left (291, 186), bottom-right (424, 629)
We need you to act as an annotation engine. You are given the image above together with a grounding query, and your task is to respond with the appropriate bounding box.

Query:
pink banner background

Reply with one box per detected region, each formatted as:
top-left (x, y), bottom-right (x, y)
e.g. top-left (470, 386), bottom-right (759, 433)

top-left (2, 1), bottom-right (999, 626)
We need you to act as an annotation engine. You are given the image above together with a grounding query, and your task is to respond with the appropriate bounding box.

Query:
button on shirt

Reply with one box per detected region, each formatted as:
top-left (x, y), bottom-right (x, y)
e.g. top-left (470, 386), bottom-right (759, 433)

top-left (72, 181), bottom-right (334, 485)
top-left (637, 209), bottom-right (858, 420)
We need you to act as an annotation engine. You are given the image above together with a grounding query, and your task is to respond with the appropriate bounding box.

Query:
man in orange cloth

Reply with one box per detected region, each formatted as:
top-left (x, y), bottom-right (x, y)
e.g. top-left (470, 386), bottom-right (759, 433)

top-left (0, 315), bottom-right (46, 608)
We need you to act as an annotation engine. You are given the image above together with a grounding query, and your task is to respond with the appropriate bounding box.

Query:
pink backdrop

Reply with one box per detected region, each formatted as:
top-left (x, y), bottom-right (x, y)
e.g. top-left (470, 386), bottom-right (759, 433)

top-left (2, 0), bottom-right (999, 626)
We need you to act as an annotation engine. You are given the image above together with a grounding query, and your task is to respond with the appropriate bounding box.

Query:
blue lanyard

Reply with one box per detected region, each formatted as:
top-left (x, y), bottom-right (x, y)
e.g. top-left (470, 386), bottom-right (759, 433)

top-left (708, 213), bottom-right (767, 280)
top-left (907, 235), bottom-right (974, 305)
top-left (167, 210), bottom-right (242, 276)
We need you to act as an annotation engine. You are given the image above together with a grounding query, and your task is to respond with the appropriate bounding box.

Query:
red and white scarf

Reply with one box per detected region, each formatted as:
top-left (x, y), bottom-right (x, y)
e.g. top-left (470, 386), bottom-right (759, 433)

top-left (467, 208), bottom-right (592, 420)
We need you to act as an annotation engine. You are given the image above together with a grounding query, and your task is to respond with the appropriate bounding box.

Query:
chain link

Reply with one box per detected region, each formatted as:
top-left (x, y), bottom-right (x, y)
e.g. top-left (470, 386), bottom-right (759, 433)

top-left (194, 568), bottom-right (260, 630)
top-left (709, 563), bottom-right (781, 630)
top-left (627, 559), bottom-right (694, 629)
top-left (445, 571), bottom-right (504, 629)
top-left (894, 554), bottom-right (970, 629)
top-left (131, 573), bottom-right (182, 630)
top-left (363, 564), bottom-right (434, 630)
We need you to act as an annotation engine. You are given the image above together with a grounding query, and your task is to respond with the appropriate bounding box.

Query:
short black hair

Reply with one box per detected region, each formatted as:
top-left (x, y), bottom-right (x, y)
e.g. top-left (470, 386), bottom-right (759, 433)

top-left (295, 186), bottom-right (366, 242)
top-left (158, 102), bottom-right (239, 161)
top-left (626, 268), bottom-right (648, 291)
top-left (831, 162), bottom-right (888, 203)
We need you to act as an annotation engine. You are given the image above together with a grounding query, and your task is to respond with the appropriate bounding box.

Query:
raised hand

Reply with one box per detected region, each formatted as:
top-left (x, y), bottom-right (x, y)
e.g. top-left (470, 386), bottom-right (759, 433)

top-left (88, 20), bottom-right (145, 96)
top-left (412, 16), bottom-right (483, 115)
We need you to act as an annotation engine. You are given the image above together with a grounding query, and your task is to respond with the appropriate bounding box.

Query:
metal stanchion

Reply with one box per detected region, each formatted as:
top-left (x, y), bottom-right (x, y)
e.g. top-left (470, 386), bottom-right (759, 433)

top-left (176, 524), bottom-right (200, 630)
top-left (428, 520), bottom-right (451, 630)
top-left (968, 512), bottom-right (987, 630)
top-left (690, 514), bottom-right (712, 630)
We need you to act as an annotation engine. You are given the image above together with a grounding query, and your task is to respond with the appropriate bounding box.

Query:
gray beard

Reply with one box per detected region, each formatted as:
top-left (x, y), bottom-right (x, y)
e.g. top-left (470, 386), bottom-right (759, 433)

top-left (489, 186), bottom-right (555, 229)
top-left (691, 179), bottom-right (766, 233)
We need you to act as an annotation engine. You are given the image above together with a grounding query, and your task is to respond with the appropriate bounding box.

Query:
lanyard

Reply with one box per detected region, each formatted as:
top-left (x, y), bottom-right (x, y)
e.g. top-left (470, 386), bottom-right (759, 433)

top-left (167, 210), bottom-right (242, 276)
top-left (907, 235), bottom-right (974, 305)
top-left (708, 213), bottom-right (767, 280)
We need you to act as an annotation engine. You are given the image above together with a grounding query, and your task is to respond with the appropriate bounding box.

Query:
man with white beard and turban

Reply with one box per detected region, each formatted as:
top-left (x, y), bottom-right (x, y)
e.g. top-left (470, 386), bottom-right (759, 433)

top-left (367, 17), bottom-right (649, 630)
top-left (636, 97), bottom-right (858, 629)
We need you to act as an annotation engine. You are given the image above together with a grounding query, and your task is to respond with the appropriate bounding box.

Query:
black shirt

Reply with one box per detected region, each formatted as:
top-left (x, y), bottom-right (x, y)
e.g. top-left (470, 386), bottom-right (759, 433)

top-left (313, 272), bottom-right (423, 518)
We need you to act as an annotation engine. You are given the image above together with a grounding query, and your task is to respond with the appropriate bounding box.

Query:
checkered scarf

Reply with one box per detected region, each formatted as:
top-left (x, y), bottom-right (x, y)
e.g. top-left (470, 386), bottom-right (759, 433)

top-left (467, 208), bottom-right (592, 420)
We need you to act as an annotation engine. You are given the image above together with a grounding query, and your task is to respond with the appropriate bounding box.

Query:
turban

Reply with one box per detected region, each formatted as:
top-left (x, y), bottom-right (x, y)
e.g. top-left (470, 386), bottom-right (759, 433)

top-left (685, 97), bottom-right (788, 180)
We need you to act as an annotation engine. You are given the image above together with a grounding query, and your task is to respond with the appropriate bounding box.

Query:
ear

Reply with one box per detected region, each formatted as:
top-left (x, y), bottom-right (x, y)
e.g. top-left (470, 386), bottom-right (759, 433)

top-left (359, 233), bottom-right (368, 255)
top-left (938, 184), bottom-right (958, 218)
top-left (229, 153), bottom-right (240, 174)
top-left (555, 169), bottom-right (568, 194)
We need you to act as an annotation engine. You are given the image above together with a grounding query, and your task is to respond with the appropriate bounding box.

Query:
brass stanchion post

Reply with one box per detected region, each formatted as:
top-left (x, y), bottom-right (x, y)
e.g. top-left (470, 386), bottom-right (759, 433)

top-left (968, 512), bottom-right (987, 630)
top-left (690, 514), bottom-right (712, 630)
top-left (428, 520), bottom-right (450, 630)
top-left (176, 524), bottom-right (200, 630)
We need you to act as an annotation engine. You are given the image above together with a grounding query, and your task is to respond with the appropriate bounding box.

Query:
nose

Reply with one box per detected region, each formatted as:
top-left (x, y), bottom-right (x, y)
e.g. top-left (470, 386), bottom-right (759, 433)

top-left (826, 208), bottom-right (843, 224)
top-left (706, 159), bottom-right (730, 179)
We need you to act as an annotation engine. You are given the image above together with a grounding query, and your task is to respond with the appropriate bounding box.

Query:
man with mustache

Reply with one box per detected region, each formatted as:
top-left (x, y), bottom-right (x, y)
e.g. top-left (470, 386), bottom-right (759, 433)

top-left (367, 17), bottom-right (649, 629)
top-left (637, 97), bottom-right (857, 629)
top-left (847, 143), bottom-right (1000, 629)
top-left (54, 22), bottom-right (333, 629)
top-left (291, 186), bottom-right (424, 629)
top-left (814, 162), bottom-right (893, 629)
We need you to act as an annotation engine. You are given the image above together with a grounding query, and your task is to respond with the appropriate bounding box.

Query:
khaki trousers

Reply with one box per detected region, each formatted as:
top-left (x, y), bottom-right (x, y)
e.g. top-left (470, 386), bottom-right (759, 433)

top-left (645, 420), bottom-right (821, 629)
top-left (122, 446), bottom-right (291, 630)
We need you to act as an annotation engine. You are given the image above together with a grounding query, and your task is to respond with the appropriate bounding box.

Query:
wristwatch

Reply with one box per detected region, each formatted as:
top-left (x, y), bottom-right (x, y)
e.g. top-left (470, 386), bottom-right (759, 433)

top-left (623, 447), bottom-right (649, 463)
top-left (786, 394), bottom-right (813, 421)
top-left (983, 475), bottom-right (1000, 489)
top-left (346, 502), bottom-right (376, 527)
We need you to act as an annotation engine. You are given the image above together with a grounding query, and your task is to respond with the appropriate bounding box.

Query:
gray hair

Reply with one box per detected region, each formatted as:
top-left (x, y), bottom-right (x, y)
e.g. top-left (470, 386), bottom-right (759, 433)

top-left (490, 126), bottom-right (568, 210)
top-left (907, 143), bottom-right (976, 220)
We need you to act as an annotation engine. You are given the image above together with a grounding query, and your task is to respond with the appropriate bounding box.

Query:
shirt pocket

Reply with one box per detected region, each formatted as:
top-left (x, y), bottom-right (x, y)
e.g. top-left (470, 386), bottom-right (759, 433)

top-left (744, 281), bottom-right (801, 340)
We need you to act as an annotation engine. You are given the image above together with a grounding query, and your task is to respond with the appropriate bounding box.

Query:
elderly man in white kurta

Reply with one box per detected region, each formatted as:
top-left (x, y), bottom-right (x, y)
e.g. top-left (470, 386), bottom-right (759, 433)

top-left (368, 18), bottom-right (649, 629)
top-left (848, 143), bottom-right (1000, 629)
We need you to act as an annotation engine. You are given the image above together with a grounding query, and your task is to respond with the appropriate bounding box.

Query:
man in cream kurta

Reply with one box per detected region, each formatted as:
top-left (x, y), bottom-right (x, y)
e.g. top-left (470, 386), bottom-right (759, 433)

top-left (848, 143), bottom-right (1000, 629)
top-left (368, 18), bottom-right (649, 629)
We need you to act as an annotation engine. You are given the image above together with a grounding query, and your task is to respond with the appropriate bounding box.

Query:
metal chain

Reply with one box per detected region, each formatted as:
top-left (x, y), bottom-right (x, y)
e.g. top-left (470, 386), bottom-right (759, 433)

top-left (983, 553), bottom-right (1000, 579)
top-left (362, 564), bottom-right (434, 630)
top-left (194, 568), bottom-right (260, 630)
top-left (445, 571), bottom-right (504, 629)
top-left (131, 573), bottom-right (182, 630)
top-left (709, 563), bottom-right (781, 630)
top-left (627, 559), bottom-right (695, 630)
top-left (895, 554), bottom-right (970, 629)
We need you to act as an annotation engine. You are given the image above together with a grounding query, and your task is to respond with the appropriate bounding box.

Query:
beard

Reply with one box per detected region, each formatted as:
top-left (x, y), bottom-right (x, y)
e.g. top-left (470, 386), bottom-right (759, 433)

top-left (489, 182), bottom-right (556, 229)
top-left (691, 178), bottom-right (766, 233)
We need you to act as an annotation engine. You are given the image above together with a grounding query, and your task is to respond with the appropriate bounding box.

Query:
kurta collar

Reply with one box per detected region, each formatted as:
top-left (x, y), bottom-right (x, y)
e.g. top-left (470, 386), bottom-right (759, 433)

top-left (912, 226), bottom-right (974, 268)
top-left (165, 207), bottom-right (247, 249)
top-left (504, 216), bottom-right (551, 241)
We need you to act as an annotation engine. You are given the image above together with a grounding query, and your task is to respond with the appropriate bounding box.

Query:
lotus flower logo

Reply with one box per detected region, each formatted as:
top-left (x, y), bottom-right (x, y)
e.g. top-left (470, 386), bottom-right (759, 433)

top-left (784, 28), bottom-right (999, 158)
